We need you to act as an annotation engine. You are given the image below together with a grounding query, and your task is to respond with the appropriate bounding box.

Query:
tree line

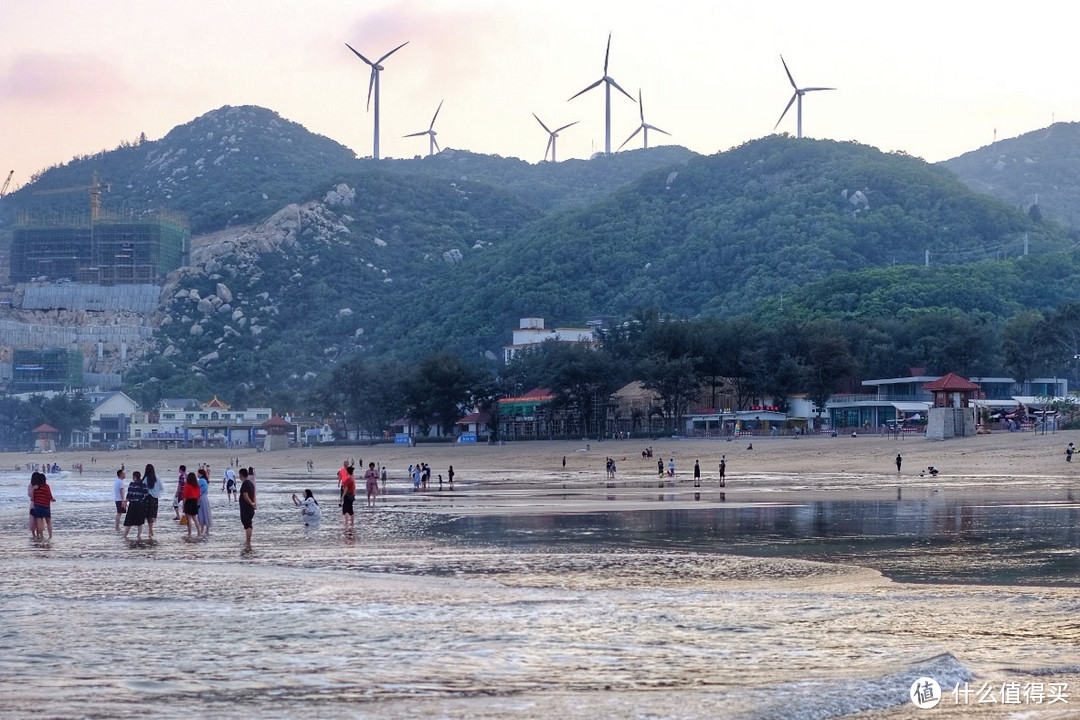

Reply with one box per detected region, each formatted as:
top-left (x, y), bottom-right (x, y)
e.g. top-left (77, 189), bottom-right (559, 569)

top-left (304, 302), bottom-right (1080, 440)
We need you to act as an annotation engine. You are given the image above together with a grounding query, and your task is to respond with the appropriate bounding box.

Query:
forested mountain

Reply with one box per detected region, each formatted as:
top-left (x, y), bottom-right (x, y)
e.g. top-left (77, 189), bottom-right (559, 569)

top-left (942, 122), bottom-right (1080, 228)
top-left (3, 105), bottom-right (1080, 411)
top-left (0, 106), bottom-right (360, 235)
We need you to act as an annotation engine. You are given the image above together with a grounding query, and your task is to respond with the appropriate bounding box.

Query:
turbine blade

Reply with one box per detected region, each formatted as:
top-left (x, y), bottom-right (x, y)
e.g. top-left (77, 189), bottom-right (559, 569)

top-left (545, 136), bottom-right (554, 161)
top-left (345, 43), bottom-right (375, 67)
top-left (618, 125), bottom-right (643, 151)
top-left (403, 131), bottom-right (427, 138)
top-left (803, 87), bottom-right (836, 92)
top-left (638, 89), bottom-right (645, 123)
top-left (433, 137), bottom-right (440, 153)
top-left (553, 120), bottom-right (579, 133)
top-left (774, 93), bottom-right (797, 130)
top-left (569, 78), bottom-right (603, 101)
top-left (604, 32), bottom-right (612, 74)
top-left (645, 124), bottom-right (671, 137)
top-left (429, 99), bottom-right (444, 130)
top-left (608, 77), bottom-right (635, 101)
top-left (533, 113), bottom-right (552, 133)
top-left (377, 41), bottom-right (409, 64)
top-left (780, 55), bottom-right (797, 90)
top-left (366, 69), bottom-right (376, 111)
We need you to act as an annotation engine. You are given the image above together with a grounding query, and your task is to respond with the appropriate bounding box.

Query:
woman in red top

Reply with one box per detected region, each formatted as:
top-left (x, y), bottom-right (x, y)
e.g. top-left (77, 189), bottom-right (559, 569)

top-left (182, 472), bottom-right (203, 537)
top-left (31, 472), bottom-right (56, 539)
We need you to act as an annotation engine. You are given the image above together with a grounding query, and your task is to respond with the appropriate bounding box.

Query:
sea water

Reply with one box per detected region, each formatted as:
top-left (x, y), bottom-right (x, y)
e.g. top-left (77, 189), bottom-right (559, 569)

top-left (2, 471), bottom-right (1079, 719)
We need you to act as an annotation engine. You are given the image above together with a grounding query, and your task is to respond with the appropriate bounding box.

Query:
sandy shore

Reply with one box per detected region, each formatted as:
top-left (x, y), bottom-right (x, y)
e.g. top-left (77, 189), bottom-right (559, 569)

top-left (12, 429), bottom-right (1080, 502)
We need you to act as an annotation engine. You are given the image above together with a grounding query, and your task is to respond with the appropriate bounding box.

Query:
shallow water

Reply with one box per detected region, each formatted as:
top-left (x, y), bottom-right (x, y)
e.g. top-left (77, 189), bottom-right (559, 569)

top-left (3, 471), bottom-right (1080, 718)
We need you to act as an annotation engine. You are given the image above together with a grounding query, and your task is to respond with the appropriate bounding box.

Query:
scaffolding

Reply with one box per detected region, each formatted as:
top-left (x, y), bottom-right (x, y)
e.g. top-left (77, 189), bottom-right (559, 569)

top-left (13, 348), bottom-right (84, 392)
top-left (11, 211), bottom-right (190, 284)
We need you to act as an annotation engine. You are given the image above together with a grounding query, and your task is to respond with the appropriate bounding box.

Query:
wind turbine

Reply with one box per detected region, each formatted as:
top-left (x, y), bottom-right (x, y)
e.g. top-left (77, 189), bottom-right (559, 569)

top-left (569, 32), bottom-right (635, 155)
top-left (345, 40), bottom-right (408, 159)
top-left (618, 89), bottom-right (670, 151)
top-left (773, 55), bottom-right (834, 139)
top-left (404, 100), bottom-right (444, 157)
top-left (532, 114), bottom-right (579, 162)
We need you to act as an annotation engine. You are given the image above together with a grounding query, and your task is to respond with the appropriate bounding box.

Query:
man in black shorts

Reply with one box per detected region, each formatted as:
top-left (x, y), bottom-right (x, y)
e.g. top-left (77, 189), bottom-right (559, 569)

top-left (238, 467), bottom-right (256, 548)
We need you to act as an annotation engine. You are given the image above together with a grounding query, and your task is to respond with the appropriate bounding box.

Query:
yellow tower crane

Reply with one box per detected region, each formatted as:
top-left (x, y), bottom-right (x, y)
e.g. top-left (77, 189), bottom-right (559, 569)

top-left (33, 171), bottom-right (111, 220)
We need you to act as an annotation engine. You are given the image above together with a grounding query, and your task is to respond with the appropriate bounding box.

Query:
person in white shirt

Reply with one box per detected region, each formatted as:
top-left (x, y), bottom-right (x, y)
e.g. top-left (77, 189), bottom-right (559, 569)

top-left (113, 469), bottom-right (127, 532)
top-left (292, 489), bottom-right (322, 526)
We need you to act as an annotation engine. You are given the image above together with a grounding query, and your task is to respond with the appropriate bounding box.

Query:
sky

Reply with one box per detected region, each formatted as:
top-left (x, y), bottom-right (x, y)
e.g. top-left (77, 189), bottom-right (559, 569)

top-left (3, 0), bottom-right (1080, 192)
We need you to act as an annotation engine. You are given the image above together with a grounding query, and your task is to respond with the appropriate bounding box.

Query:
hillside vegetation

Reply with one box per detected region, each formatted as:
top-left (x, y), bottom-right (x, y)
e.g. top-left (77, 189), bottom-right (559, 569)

top-left (942, 121), bottom-right (1080, 228)
top-left (2, 105), bottom-right (1079, 412)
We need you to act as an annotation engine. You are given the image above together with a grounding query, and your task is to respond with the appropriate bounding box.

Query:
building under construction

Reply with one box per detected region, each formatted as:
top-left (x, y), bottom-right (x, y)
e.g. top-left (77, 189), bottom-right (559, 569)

top-left (11, 212), bottom-right (190, 284)
top-left (12, 348), bottom-right (83, 393)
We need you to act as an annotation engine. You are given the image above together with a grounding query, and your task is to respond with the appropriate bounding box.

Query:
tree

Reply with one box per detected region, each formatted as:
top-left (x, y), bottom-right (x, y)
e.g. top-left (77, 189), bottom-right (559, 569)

top-left (401, 354), bottom-right (482, 436)
top-left (1002, 310), bottom-right (1050, 385)
top-left (541, 343), bottom-right (624, 438)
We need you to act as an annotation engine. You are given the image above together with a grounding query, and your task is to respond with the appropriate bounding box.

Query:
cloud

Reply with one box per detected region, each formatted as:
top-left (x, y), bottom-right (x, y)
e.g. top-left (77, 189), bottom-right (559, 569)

top-left (0, 52), bottom-right (129, 104)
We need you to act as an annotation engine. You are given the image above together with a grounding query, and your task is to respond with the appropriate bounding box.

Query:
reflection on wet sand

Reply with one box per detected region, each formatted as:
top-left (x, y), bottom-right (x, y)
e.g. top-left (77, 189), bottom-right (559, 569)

top-left (2, 464), bottom-right (1080, 718)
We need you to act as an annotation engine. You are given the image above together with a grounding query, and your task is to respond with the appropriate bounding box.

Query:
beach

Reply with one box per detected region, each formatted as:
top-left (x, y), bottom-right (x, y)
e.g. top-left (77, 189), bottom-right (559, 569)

top-left (3, 431), bottom-right (1080, 718)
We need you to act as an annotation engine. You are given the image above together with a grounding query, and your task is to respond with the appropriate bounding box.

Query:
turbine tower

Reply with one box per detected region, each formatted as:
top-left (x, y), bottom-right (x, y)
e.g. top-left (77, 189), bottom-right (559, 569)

top-left (404, 100), bottom-right (444, 157)
top-left (773, 55), bottom-right (834, 139)
top-left (569, 32), bottom-right (635, 155)
top-left (618, 89), bottom-right (670, 150)
top-left (345, 40), bottom-right (408, 159)
top-left (533, 114), bottom-right (579, 162)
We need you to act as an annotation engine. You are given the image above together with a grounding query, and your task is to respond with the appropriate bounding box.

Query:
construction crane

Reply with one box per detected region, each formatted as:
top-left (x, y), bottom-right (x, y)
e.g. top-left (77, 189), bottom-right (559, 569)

top-left (33, 170), bottom-right (111, 220)
top-left (0, 170), bottom-right (12, 198)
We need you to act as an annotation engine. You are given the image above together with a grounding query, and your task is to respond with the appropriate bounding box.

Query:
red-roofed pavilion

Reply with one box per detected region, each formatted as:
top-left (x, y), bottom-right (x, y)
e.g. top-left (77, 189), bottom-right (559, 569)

top-left (923, 373), bottom-right (981, 408)
top-left (33, 423), bottom-right (58, 453)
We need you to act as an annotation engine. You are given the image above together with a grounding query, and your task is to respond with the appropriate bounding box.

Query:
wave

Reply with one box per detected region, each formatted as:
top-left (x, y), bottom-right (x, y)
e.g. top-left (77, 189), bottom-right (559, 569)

top-left (729, 652), bottom-right (975, 720)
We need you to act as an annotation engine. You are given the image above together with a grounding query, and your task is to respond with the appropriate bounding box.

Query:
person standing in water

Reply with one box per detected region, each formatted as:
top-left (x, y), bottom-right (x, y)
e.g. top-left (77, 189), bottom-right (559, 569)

top-left (123, 471), bottom-right (148, 540)
top-left (364, 462), bottom-right (379, 508)
top-left (113, 468), bottom-right (127, 532)
top-left (718, 455), bottom-right (726, 487)
top-left (238, 467), bottom-right (256, 548)
top-left (340, 466), bottom-right (356, 527)
top-left (143, 464), bottom-right (162, 539)
top-left (693, 460), bottom-right (701, 487)
top-left (896, 454), bottom-right (903, 474)
top-left (31, 472), bottom-right (55, 539)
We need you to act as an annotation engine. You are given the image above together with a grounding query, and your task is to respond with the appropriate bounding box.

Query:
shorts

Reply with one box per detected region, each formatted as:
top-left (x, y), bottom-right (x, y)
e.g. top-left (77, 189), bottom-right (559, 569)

top-left (240, 505), bottom-right (255, 529)
top-left (183, 498), bottom-right (200, 516)
top-left (342, 494), bottom-right (355, 515)
top-left (116, 500), bottom-right (125, 513)
top-left (31, 505), bottom-right (51, 519)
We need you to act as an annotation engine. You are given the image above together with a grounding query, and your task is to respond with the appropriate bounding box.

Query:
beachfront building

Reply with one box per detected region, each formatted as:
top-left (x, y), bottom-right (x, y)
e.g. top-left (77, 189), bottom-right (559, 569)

top-left (128, 396), bottom-right (272, 448)
top-left (826, 371), bottom-right (1071, 433)
top-left (503, 317), bottom-right (597, 363)
top-left (498, 387), bottom-right (556, 439)
top-left (86, 390), bottom-right (138, 448)
top-left (455, 409), bottom-right (492, 443)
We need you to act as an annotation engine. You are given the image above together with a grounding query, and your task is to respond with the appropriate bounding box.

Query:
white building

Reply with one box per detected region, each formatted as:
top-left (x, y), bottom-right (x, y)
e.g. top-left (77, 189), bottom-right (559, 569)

top-left (503, 317), bottom-right (596, 363)
top-left (129, 396), bottom-right (273, 448)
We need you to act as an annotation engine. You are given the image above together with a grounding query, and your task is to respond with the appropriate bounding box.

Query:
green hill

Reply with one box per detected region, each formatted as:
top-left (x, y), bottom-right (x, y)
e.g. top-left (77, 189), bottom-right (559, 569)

top-left (942, 122), bottom-right (1080, 228)
top-left (3, 106), bottom-right (1077, 406)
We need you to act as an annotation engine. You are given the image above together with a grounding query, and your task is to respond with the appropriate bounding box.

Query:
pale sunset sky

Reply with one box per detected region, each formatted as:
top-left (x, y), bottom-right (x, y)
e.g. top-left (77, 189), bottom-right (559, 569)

top-left (3, 0), bottom-right (1079, 191)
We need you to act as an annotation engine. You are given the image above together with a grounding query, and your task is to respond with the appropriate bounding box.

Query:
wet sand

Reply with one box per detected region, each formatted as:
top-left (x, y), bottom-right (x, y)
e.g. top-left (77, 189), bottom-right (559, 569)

top-left (16, 429), bottom-right (1080, 504)
top-left (6, 431), bottom-right (1080, 719)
